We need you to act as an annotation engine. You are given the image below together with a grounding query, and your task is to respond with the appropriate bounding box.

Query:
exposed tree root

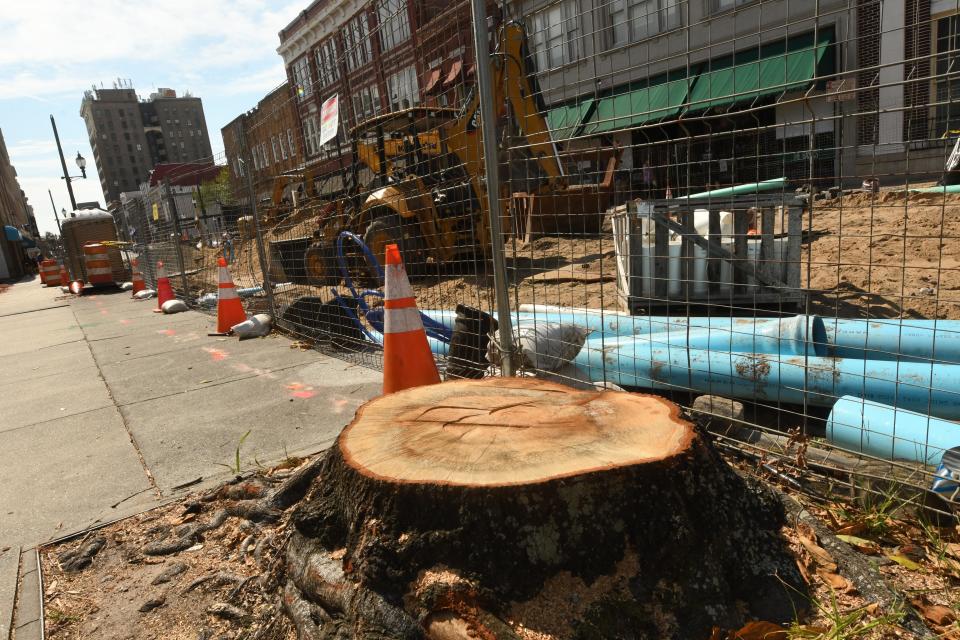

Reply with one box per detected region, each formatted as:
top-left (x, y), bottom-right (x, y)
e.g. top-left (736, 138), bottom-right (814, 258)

top-left (57, 535), bottom-right (106, 572)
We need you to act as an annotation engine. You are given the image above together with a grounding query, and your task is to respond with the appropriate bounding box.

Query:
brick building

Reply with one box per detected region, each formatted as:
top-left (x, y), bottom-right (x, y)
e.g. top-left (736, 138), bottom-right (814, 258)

top-left (221, 82), bottom-right (302, 202)
top-left (275, 0), bottom-right (481, 182)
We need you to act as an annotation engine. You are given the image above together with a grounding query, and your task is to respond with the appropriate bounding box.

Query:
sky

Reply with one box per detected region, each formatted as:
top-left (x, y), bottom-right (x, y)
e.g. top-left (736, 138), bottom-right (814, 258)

top-left (0, 0), bottom-right (304, 236)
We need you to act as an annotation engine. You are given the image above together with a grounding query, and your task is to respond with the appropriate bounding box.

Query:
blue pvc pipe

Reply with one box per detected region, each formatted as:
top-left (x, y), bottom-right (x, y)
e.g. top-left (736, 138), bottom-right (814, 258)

top-left (824, 318), bottom-right (960, 364)
top-left (827, 395), bottom-right (960, 465)
top-left (419, 308), bottom-right (789, 340)
top-left (569, 338), bottom-right (960, 420)
top-left (518, 306), bottom-right (960, 364)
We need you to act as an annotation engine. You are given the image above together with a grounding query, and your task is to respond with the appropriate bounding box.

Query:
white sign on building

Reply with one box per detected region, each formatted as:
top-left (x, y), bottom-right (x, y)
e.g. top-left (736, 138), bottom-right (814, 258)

top-left (319, 94), bottom-right (340, 147)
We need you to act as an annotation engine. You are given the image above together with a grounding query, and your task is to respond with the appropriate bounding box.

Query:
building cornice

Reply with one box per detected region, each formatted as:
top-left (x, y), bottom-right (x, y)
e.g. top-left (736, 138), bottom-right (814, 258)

top-left (277, 0), bottom-right (367, 65)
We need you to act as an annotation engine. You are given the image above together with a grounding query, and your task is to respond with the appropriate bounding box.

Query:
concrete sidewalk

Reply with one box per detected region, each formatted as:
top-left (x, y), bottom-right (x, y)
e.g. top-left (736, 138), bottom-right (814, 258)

top-left (0, 277), bottom-right (380, 638)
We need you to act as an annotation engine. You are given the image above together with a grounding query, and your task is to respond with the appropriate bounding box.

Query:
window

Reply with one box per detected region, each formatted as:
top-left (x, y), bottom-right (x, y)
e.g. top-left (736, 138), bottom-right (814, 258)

top-left (261, 141), bottom-right (269, 165)
top-left (528, 0), bottom-right (582, 71)
top-left (303, 115), bottom-right (321, 155)
top-left (376, 0), bottom-right (411, 52)
top-left (136, 143), bottom-right (142, 151)
top-left (343, 13), bottom-right (373, 71)
top-left (605, 0), bottom-right (680, 47)
top-left (386, 66), bottom-right (419, 110)
top-left (352, 84), bottom-right (382, 122)
top-left (936, 15), bottom-right (960, 136)
top-left (315, 38), bottom-right (341, 88)
top-left (288, 129), bottom-right (297, 156)
top-left (709, 0), bottom-right (752, 12)
top-left (280, 134), bottom-right (288, 160)
top-left (292, 56), bottom-right (314, 100)
top-left (272, 136), bottom-right (280, 163)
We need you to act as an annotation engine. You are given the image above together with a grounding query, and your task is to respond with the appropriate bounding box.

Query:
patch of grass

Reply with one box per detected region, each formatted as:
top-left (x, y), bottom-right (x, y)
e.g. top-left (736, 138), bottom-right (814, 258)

top-left (46, 606), bottom-right (82, 627)
top-left (788, 591), bottom-right (904, 639)
top-left (217, 429), bottom-right (251, 475)
top-left (829, 482), bottom-right (906, 540)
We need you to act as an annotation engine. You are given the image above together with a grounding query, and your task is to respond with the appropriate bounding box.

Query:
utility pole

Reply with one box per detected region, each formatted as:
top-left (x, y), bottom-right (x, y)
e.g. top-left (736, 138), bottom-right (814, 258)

top-left (469, 0), bottom-right (516, 376)
top-left (47, 189), bottom-right (62, 234)
top-left (50, 115), bottom-right (77, 212)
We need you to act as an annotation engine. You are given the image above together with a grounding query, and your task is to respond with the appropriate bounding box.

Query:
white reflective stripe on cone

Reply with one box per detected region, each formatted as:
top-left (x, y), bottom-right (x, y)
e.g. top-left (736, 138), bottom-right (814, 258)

top-left (218, 267), bottom-right (232, 283)
top-left (384, 263), bottom-right (414, 300)
top-left (87, 267), bottom-right (113, 275)
top-left (385, 306), bottom-right (424, 334)
top-left (218, 287), bottom-right (239, 300)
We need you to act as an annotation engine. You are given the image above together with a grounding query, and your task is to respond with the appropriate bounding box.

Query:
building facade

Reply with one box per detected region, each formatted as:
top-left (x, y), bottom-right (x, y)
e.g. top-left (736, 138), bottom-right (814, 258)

top-left (275, 0), bottom-right (480, 182)
top-left (220, 82), bottom-right (302, 201)
top-left (81, 86), bottom-right (214, 206)
top-left (0, 128), bottom-right (38, 279)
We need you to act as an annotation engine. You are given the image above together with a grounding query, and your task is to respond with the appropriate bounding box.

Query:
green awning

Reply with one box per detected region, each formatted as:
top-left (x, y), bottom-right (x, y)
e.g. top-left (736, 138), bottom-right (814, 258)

top-left (581, 78), bottom-right (691, 135)
top-left (687, 29), bottom-right (835, 111)
top-left (546, 98), bottom-right (595, 141)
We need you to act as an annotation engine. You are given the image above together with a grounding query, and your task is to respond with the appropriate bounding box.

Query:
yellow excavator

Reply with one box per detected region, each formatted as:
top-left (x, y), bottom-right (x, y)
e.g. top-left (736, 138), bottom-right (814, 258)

top-left (269, 20), bottom-right (617, 286)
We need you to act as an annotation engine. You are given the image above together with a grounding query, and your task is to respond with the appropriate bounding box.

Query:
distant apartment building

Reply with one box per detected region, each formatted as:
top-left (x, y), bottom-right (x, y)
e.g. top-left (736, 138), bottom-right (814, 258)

top-left (221, 82), bottom-right (302, 201)
top-left (80, 86), bottom-right (214, 206)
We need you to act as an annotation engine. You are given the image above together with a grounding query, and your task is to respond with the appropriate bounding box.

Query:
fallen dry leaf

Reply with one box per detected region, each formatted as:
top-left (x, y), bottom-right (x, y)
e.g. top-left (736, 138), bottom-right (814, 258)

top-left (835, 522), bottom-right (867, 536)
top-left (797, 525), bottom-right (837, 571)
top-left (886, 554), bottom-right (923, 571)
top-left (708, 621), bottom-right (787, 640)
top-left (835, 534), bottom-right (881, 555)
top-left (911, 596), bottom-right (957, 627)
top-left (816, 568), bottom-right (856, 594)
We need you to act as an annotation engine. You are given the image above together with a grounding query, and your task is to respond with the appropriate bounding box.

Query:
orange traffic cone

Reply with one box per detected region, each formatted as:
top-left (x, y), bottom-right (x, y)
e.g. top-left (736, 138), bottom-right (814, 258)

top-left (131, 259), bottom-right (145, 295)
top-left (215, 257), bottom-right (247, 333)
top-left (69, 280), bottom-right (85, 295)
top-left (382, 244), bottom-right (440, 394)
top-left (155, 261), bottom-right (175, 311)
top-left (58, 263), bottom-right (70, 288)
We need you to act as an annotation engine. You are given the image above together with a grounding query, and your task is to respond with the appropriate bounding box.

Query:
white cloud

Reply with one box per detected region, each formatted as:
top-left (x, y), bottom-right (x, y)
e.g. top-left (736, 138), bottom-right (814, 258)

top-left (0, 0), bottom-right (303, 100)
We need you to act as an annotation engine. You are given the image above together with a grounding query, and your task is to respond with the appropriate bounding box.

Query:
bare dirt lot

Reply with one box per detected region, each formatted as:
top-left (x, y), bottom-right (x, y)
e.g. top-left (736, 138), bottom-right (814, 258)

top-left (232, 190), bottom-right (960, 322)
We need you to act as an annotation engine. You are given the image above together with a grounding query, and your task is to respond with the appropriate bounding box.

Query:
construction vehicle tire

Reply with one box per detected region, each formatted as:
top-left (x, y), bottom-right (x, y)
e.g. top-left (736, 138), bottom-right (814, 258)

top-left (303, 243), bottom-right (338, 288)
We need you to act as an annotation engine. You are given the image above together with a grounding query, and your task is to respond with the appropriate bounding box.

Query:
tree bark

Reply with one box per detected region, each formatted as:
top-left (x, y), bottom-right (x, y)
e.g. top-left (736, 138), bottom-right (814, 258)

top-left (285, 378), bottom-right (803, 639)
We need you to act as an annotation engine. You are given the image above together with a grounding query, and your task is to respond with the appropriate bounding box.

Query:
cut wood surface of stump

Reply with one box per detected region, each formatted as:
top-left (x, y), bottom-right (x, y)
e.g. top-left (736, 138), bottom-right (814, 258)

top-left (284, 378), bottom-right (804, 640)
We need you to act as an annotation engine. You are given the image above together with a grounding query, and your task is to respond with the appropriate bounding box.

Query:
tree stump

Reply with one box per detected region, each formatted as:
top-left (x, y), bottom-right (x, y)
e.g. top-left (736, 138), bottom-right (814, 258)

top-left (284, 378), bottom-right (803, 639)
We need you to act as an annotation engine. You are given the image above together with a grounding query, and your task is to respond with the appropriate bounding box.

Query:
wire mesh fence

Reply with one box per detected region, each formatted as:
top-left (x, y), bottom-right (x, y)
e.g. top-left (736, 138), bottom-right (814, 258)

top-left (102, 0), bottom-right (960, 515)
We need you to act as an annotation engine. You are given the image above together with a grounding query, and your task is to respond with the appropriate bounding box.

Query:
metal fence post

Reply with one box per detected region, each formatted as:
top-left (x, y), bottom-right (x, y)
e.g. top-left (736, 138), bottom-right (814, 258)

top-left (469, 0), bottom-right (515, 377)
top-left (244, 161), bottom-right (277, 320)
top-left (164, 177), bottom-right (190, 299)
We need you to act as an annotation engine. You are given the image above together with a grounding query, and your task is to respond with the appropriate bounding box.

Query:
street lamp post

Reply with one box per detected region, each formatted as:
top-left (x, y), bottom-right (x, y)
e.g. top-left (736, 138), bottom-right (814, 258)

top-left (50, 115), bottom-right (87, 214)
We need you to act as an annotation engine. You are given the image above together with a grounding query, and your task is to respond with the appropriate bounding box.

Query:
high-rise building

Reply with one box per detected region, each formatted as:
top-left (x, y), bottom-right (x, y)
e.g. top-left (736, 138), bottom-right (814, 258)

top-left (80, 86), bottom-right (214, 205)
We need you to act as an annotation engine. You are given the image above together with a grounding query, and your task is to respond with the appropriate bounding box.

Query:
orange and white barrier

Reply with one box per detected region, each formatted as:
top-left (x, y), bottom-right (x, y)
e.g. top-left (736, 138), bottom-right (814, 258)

top-left (216, 257), bottom-right (247, 333)
top-left (40, 260), bottom-right (60, 286)
top-left (155, 261), bottom-right (175, 311)
top-left (382, 244), bottom-right (440, 394)
top-left (83, 243), bottom-right (113, 286)
top-left (131, 259), bottom-right (145, 295)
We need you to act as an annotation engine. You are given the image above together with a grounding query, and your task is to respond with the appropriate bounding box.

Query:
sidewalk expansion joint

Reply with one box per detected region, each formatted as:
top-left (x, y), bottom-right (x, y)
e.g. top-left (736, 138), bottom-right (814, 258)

top-left (72, 305), bottom-right (161, 501)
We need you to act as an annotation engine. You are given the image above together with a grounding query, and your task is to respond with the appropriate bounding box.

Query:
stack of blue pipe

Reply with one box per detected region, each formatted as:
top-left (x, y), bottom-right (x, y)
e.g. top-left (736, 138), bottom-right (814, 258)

top-left (414, 306), bottom-right (960, 466)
